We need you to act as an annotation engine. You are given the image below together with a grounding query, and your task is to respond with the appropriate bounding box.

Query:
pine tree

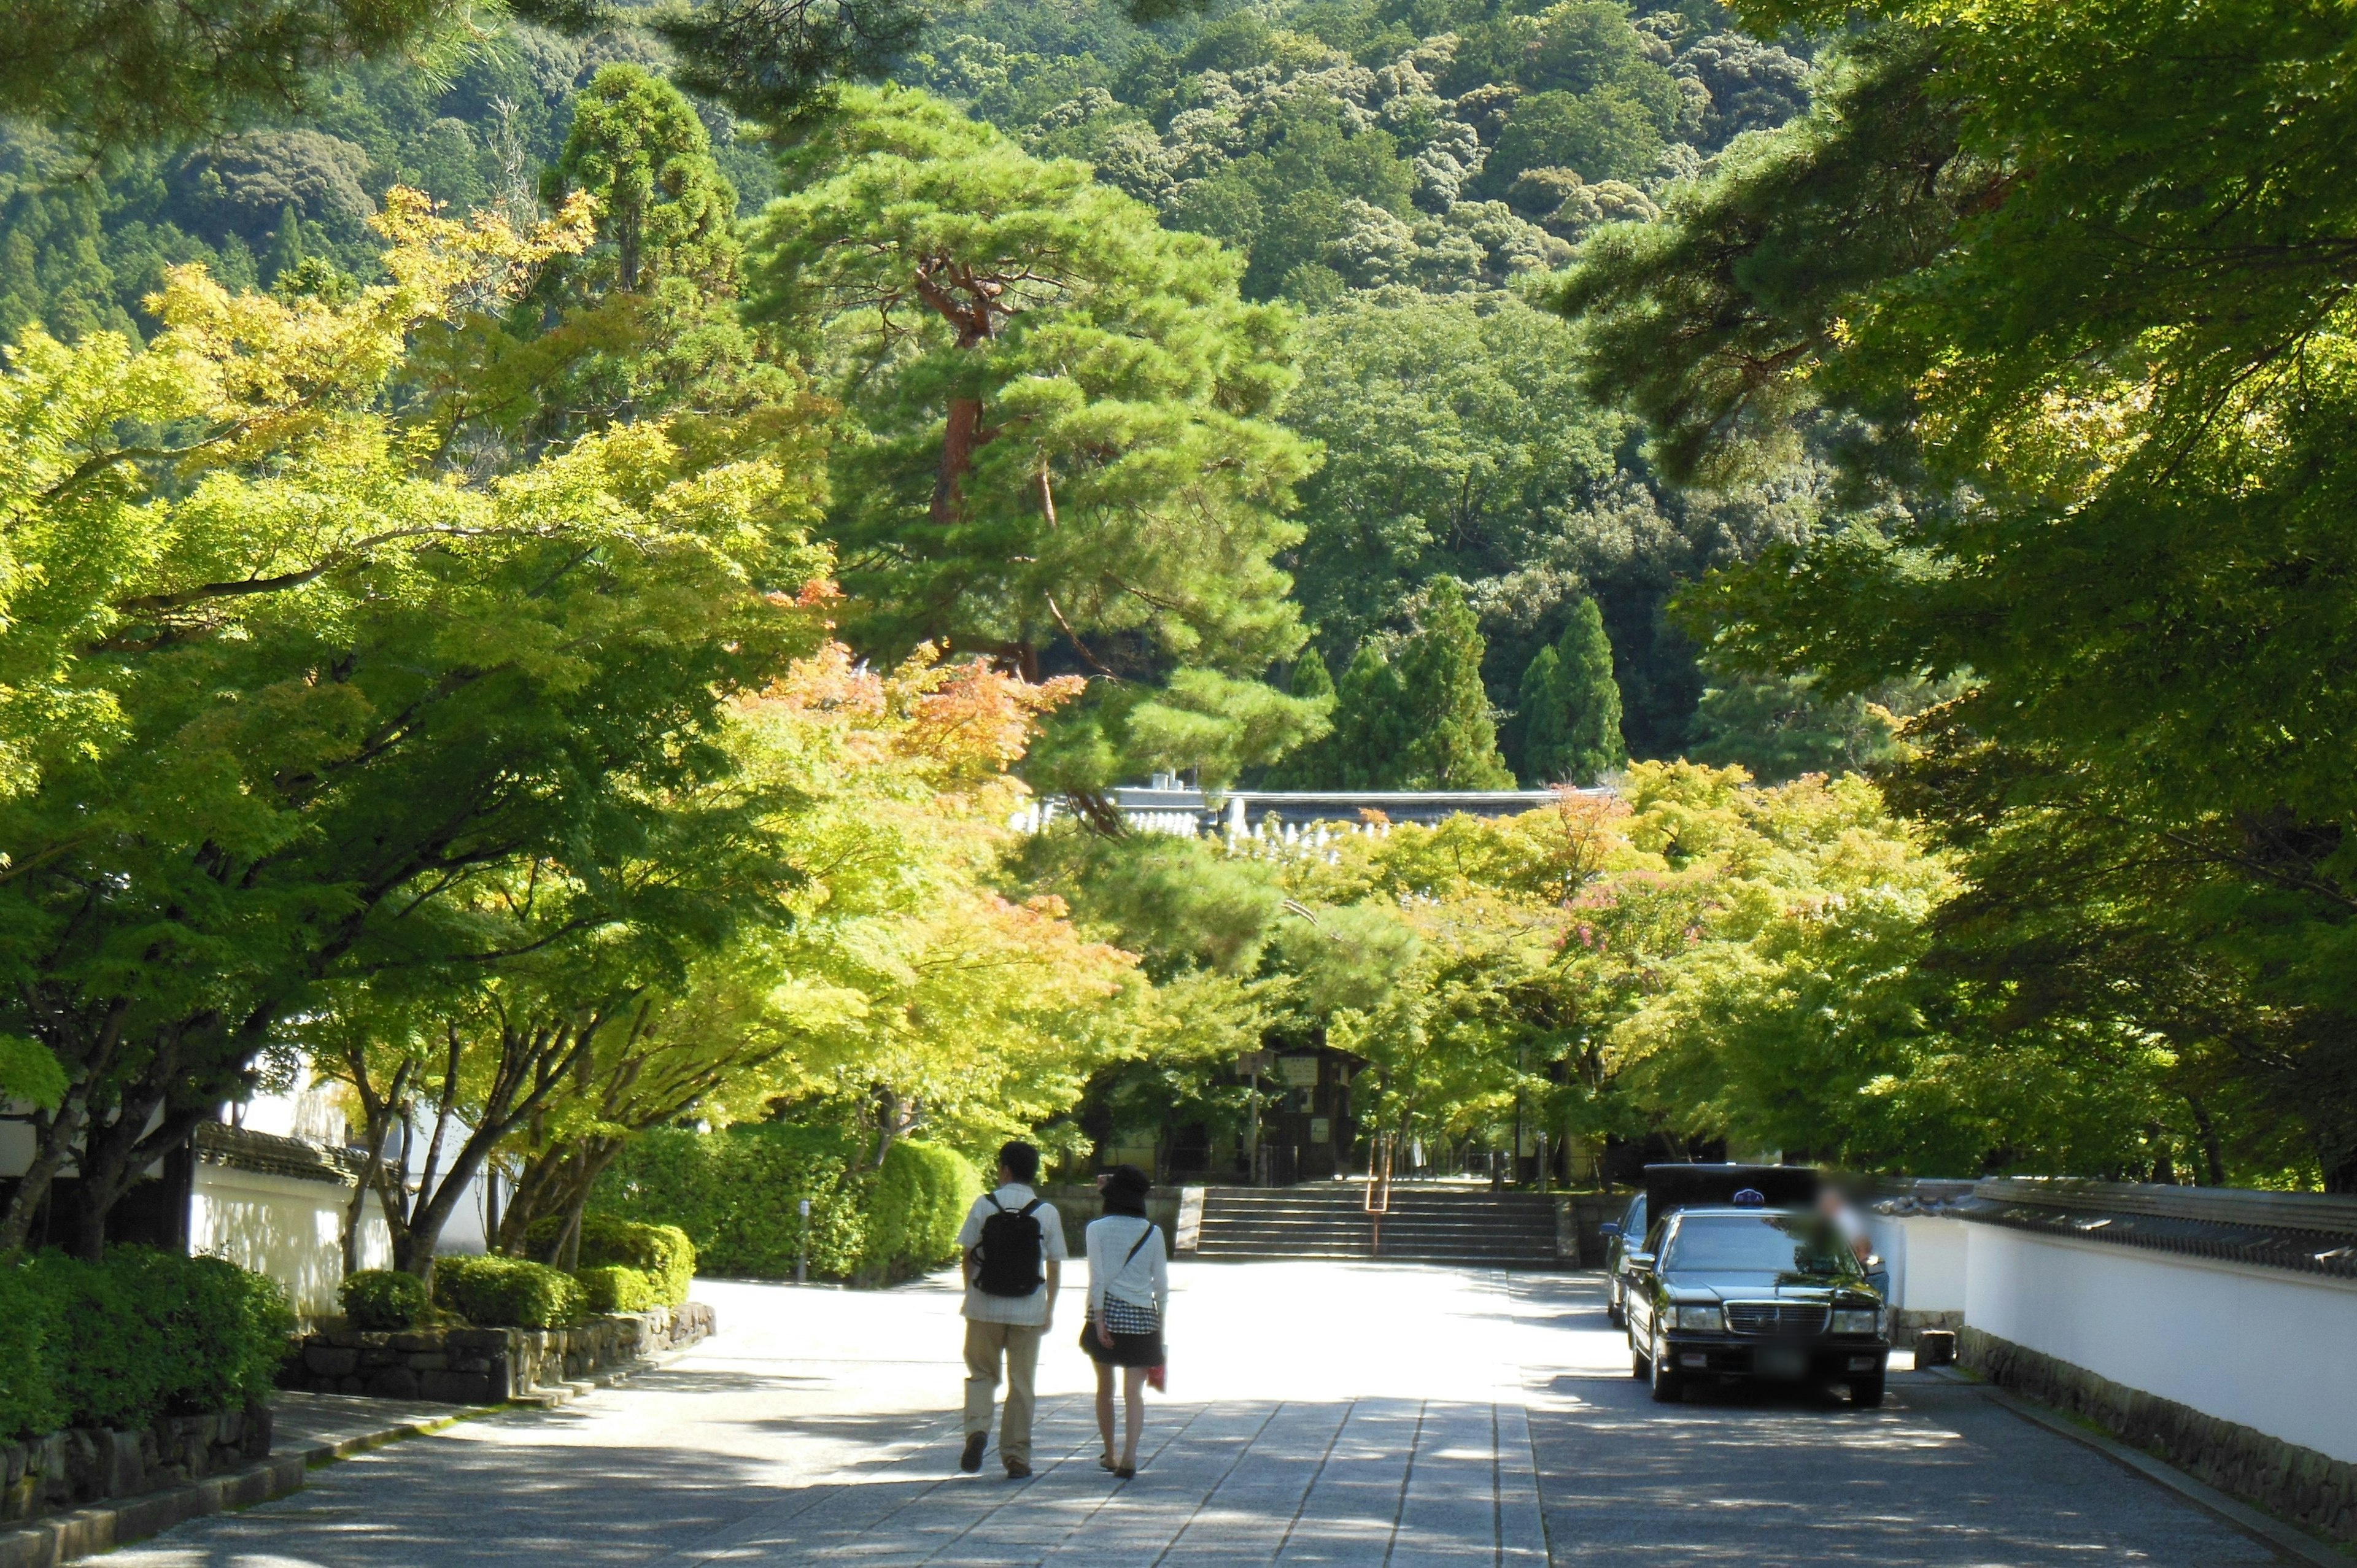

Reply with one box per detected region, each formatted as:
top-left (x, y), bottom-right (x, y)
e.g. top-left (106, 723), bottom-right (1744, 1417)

top-left (1397, 579), bottom-right (1514, 789)
top-left (1267, 649), bottom-right (1339, 788)
top-left (1522, 598), bottom-right (1627, 784)
top-left (264, 203), bottom-right (304, 287)
top-left (1331, 644), bottom-right (1412, 787)
top-left (1517, 644), bottom-right (1566, 783)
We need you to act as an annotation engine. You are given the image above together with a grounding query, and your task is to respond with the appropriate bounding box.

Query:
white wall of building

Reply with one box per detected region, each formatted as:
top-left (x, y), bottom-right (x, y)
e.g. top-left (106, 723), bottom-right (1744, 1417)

top-left (1962, 1224), bottom-right (2357, 1464)
top-left (1867, 1212), bottom-right (1970, 1315)
top-left (190, 1163), bottom-right (390, 1318)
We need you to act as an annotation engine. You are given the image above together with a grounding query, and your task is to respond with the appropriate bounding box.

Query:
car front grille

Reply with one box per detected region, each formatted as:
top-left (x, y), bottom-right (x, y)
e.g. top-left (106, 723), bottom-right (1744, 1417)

top-left (1723, 1302), bottom-right (1830, 1336)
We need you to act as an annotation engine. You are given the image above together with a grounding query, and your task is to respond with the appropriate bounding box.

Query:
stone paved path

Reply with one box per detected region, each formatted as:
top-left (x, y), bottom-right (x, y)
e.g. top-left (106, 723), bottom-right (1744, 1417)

top-left (110, 1262), bottom-right (2291, 1566)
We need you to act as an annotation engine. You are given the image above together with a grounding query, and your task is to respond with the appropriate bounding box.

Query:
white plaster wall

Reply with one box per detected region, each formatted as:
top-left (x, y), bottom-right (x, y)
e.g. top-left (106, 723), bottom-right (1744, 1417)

top-left (190, 1165), bottom-right (390, 1319)
top-left (1867, 1213), bottom-right (1969, 1314)
top-left (1964, 1224), bottom-right (2357, 1464)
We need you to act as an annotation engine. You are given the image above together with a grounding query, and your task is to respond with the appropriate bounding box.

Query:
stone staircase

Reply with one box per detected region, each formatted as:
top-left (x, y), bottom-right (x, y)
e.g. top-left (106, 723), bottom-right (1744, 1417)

top-left (1188, 1183), bottom-right (1566, 1268)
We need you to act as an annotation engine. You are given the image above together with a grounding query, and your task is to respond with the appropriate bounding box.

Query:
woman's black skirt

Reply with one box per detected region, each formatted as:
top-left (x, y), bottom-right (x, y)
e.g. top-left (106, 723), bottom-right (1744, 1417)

top-left (1080, 1312), bottom-right (1163, 1368)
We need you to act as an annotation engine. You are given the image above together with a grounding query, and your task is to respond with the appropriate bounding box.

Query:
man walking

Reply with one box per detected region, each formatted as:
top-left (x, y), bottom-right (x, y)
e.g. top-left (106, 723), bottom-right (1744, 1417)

top-left (958, 1140), bottom-right (1065, 1478)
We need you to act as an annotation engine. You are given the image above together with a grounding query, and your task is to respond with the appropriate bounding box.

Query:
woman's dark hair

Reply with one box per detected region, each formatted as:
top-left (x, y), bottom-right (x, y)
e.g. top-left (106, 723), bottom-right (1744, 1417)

top-left (1101, 1163), bottom-right (1150, 1217)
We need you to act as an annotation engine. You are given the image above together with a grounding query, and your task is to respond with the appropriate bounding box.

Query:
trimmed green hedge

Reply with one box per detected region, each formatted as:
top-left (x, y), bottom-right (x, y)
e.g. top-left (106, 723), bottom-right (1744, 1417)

top-left (524, 1215), bottom-right (695, 1309)
top-left (592, 1126), bottom-right (981, 1286)
top-left (863, 1141), bottom-right (983, 1284)
top-left (433, 1255), bottom-right (586, 1329)
top-left (0, 1249), bottom-right (294, 1443)
top-left (340, 1269), bottom-right (431, 1330)
top-left (575, 1265), bottom-right (656, 1315)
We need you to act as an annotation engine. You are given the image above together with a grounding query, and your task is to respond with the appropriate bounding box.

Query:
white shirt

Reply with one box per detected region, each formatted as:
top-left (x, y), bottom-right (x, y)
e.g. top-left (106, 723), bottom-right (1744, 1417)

top-left (1085, 1213), bottom-right (1169, 1322)
top-left (956, 1183), bottom-right (1068, 1326)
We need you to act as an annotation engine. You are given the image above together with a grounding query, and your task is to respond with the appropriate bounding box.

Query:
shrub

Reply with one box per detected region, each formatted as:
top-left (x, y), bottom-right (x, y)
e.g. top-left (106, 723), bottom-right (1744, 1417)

top-left (523, 1215), bottom-right (696, 1308)
top-left (573, 1265), bottom-right (656, 1315)
top-left (0, 1261), bottom-right (63, 1442)
top-left (126, 1251), bottom-right (296, 1414)
top-left (24, 1251), bottom-right (166, 1430)
top-left (594, 1123), bottom-right (870, 1280)
top-left (433, 1255), bottom-right (586, 1329)
top-left (341, 1269), bottom-right (431, 1330)
top-left (861, 1141), bottom-right (983, 1284)
top-left (15, 1249), bottom-right (293, 1433)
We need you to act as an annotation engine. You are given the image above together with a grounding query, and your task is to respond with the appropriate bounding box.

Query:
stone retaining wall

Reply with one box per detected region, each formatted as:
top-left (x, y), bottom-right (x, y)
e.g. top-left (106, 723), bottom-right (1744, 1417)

top-left (287, 1302), bottom-right (716, 1402)
top-left (1960, 1326), bottom-right (2356, 1544)
top-left (0, 1402), bottom-right (272, 1525)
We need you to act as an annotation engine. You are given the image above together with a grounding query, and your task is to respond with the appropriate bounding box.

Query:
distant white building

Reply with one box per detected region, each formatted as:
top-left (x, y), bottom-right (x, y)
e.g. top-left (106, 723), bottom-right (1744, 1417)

top-left (1009, 774), bottom-right (1604, 839)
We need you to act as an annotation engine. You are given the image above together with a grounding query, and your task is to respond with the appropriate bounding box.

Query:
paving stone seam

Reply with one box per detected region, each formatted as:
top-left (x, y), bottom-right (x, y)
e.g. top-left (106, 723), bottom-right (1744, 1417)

top-left (1269, 1397), bottom-right (1358, 1563)
top-left (1376, 1400), bottom-right (1430, 1568)
top-left (983, 1398), bottom-right (1224, 1566)
top-left (1142, 1400), bottom-right (1286, 1568)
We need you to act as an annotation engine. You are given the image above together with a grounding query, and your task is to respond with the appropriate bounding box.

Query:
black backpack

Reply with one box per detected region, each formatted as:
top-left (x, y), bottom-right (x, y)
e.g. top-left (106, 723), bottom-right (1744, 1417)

top-left (974, 1195), bottom-right (1047, 1297)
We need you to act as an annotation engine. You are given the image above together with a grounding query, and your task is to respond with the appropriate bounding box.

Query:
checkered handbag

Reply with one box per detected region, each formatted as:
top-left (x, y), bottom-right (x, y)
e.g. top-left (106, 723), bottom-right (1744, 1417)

top-left (1101, 1294), bottom-right (1159, 1336)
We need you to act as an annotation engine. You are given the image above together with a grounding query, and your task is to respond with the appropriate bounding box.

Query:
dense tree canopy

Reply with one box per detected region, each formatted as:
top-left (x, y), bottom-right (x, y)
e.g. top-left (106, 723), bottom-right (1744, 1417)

top-left (749, 85), bottom-right (1323, 796)
top-left (1563, 0), bottom-right (2357, 1184)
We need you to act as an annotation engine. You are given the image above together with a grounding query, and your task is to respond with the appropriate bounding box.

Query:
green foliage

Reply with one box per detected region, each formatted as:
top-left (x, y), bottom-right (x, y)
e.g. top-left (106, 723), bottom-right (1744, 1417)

top-left (594, 1124), bottom-right (873, 1281)
top-left (1395, 579), bottom-right (1514, 789)
top-left (1482, 88), bottom-right (1668, 193)
top-left (751, 86), bottom-right (1320, 794)
top-left (526, 1215), bottom-right (697, 1308)
top-left (433, 1255), bottom-right (588, 1329)
top-left (339, 1269), bottom-right (432, 1331)
top-left (573, 1265), bottom-right (657, 1315)
top-left (1265, 651), bottom-right (1340, 788)
top-left (1519, 599), bottom-right (1626, 785)
top-left (548, 66), bottom-right (738, 294)
top-left (1565, 0), bottom-right (2357, 1184)
top-left (0, 0), bottom-right (472, 154)
top-left (15, 1250), bottom-right (292, 1434)
top-left (0, 1263), bottom-right (62, 1441)
top-left (592, 1126), bottom-right (985, 1286)
top-left (1686, 670), bottom-right (1898, 784)
top-left (1322, 581), bottom-right (1512, 789)
top-left (861, 1140), bottom-right (984, 1283)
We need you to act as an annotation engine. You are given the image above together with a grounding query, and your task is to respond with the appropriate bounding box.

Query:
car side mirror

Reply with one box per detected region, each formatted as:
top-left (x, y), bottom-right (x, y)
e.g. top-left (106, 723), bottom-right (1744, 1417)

top-left (1626, 1250), bottom-right (1655, 1272)
top-left (1600, 1222), bottom-right (1621, 1240)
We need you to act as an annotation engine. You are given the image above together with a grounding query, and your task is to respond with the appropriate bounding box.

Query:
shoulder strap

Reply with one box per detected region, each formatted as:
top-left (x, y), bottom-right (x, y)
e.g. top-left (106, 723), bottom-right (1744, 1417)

top-left (1123, 1223), bottom-right (1157, 1266)
top-left (984, 1194), bottom-right (1005, 1215)
top-left (1019, 1199), bottom-right (1043, 1217)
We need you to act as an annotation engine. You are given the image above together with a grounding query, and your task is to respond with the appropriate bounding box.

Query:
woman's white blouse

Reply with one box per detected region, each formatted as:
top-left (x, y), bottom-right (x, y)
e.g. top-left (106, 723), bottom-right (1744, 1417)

top-left (1085, 1214), bottom-right (1170, 1322)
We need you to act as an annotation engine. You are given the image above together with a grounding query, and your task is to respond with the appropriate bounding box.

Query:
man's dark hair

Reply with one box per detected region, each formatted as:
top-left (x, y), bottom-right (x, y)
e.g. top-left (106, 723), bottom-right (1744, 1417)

top-left (997, 1141), bottom-right (1040, 1184)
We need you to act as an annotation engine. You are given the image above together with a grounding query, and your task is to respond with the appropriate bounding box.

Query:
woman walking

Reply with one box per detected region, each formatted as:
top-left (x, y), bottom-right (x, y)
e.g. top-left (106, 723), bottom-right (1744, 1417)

top-left (1082, 1165), bottom-right (1167, 1479)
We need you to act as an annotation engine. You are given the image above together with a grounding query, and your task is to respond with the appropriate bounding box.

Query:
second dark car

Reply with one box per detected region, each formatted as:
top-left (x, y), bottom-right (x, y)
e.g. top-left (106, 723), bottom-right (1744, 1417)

top-left (1624, 1204), bottom-right (1891, 1405)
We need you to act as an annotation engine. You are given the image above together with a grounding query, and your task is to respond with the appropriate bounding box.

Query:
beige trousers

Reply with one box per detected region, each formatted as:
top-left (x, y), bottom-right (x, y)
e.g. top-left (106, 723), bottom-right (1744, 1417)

top-left (962, 1319), bottom-right (1043, 1464)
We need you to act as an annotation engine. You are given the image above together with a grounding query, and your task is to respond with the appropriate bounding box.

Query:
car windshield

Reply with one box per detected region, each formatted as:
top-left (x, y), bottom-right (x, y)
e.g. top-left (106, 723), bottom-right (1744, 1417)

top-left (1662, 1215), bottom-right (1860, 1278)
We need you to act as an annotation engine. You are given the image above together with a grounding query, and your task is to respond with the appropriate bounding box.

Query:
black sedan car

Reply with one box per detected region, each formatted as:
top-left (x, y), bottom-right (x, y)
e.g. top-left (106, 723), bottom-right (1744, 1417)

top-left (1624, 1204), bottom-right (1891, 1405)
top-left (1601, 1191), bottom-right (1646, 1327)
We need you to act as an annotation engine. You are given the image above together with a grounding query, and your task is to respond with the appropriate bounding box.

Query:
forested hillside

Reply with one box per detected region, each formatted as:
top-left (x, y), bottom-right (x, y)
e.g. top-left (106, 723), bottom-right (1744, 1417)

top-left (0, 0), bottom-right (1870, 782)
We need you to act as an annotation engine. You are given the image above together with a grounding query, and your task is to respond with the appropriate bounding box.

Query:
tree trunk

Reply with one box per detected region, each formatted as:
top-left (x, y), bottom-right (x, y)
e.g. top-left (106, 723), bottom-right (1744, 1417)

top-left (932, 397), bottom-right (985, 523)
top-left (0, 1087), bottom-right (88, 1254)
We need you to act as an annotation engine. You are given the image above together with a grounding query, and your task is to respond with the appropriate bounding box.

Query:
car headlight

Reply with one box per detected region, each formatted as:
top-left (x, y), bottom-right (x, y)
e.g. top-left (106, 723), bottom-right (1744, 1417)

top-left (1832, 1308), bottom-right (1881, 1335)
top-left (1672, 1303), bottom-right (1723, 1332)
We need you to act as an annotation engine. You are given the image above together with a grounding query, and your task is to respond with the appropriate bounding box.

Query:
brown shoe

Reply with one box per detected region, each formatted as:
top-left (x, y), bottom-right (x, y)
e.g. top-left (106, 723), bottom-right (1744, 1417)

top-left (959, 1432), bottom-right (986, 1473)
top-left (1004, 1459), bottom-right (1032, 1479)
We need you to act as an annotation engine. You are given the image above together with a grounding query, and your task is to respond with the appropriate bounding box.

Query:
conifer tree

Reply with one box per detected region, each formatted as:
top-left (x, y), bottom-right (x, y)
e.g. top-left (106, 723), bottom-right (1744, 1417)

top-left (751, 87), bottom-right (1321, 799)
top-left (263, 203), bottom-right (304, 287)
top-left (1267, 649), bottom-right (1339, 787)
top-left (1521, 598), bottom-right (1627, 784)
top-left (1331, 644), bottom-right (1414, 788)
top-left (1517, 643), bottom-right (1566, 781)
top-left (1397, 579), bottom-right (1514, 789)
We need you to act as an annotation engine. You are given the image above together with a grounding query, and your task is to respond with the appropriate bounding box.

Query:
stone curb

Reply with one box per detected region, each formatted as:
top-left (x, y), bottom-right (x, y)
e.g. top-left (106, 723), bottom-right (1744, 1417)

top-left (1929, 1369), bottom-right (2355, 1566)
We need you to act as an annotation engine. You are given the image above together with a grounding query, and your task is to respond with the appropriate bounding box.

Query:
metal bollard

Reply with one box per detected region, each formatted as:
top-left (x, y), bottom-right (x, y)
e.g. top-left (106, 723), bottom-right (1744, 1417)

top-left (795, 1196), bottom-right (811, 1284)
